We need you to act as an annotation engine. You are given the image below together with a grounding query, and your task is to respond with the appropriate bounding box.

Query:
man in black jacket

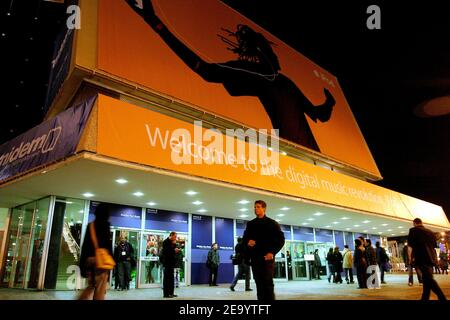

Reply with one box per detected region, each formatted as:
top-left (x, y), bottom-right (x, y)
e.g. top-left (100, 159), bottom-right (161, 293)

top-left (242, 200), bottom-right (285, 301)
top-left (162, 231), bottom-right (180, 298)
top-left (407, 218), bottom-right (447, 301)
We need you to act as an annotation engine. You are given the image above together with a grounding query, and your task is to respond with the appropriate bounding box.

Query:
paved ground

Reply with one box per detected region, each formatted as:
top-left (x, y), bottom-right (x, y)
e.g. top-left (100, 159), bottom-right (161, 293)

top-left (1, 274), bottom-right (449, 300)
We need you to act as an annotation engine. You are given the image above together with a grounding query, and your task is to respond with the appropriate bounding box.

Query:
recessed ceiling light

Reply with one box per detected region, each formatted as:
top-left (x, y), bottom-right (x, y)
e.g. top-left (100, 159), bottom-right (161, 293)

top-left (332, 222), bottom-right (339, 224)
top-left (397, 226), bottom-right (404, 229)
top-left (82, 193), bottom-right (94, 198)
top-left (147, 202), bottom-right (157, 206)
top-left (391, 234), bottom-right (395, 236)
top-left (353, 224), bottom-right (360, 227)
top-left (307, 218), bottom-right (315, 221)
top-left (362, 220), bottom-right (371, 224)
top-left (372, 227), bottom-right (377, 230)
top-left (280, 207), bottom-right (290, 211)
top-left (237, 200), bottom-right (250, 205)
top-left (381, 224), bottom-right (388, 226)
top-left (66, 201), bottom-right (73, 204)
top-left (346, 228), bottom-right (351, 230)
top-left (192, 201), bottom-right (203, 205)
top-left (277, 214), bottom-right (285, 217)
top-left (363, 230), bottom-right (368, 233)
top-left (133, 192), bottom-right (144, 197)
top-left (341, 217), bottom-right (350, 220)
top-left (276, 219), bottom-right (281, 222)
top-left (186, 191), bottom-right (198, 196)
top-left (239, 208), bottom-right (248, 212)
top-left (115, 178), bottom-right (128, 184)
top-left (387, 229), bottom-right (393, 232)
top-left (314, 212), bottom-right (325, 216)
top-left (324, 225), bottom-right (331, 228)
top-left (239, 214), bottom-right (249, 218)
top-left (302, 222), bottom-right (310, 225)
top-left (400, 231), bottom-right (406, 234)
top-left (197, 209), bottom-right (207, 213)
top-left (378, 232), bottom-right (382, 234)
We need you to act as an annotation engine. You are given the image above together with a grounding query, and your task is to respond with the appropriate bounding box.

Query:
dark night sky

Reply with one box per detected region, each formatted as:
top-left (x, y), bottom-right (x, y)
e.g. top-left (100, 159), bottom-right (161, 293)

top-left (1, 0), bottom-right (449, 220)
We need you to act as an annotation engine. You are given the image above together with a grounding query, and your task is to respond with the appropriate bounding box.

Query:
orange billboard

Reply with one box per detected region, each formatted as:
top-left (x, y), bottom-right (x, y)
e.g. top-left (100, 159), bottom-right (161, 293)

top-left (96, 94), bottom-right (450, 229)
top-left (97, 0), bottom-right (381, 178)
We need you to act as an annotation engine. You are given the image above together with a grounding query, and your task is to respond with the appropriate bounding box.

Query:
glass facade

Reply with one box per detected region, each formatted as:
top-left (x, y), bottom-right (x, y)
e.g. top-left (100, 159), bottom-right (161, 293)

top-left (0, 197), bottom-right (51, 289)
top-left (0, 196), bottom-right (383, 289)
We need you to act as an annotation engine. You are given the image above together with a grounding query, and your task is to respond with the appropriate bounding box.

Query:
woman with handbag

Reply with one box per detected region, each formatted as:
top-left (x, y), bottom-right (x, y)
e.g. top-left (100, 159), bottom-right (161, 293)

top-left (79, 203), bottom-right (115, 300)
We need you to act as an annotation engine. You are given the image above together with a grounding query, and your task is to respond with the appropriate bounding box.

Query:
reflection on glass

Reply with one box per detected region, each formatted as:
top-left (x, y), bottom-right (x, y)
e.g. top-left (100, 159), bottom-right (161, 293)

top-left (274, 245), bottom-right (286, 279)
top-left (26, 197), bottom-right (50, 289)
top-left (54, 198), bottom-right (85, 290)
top-left (290, 242), bottom-right (307, 279)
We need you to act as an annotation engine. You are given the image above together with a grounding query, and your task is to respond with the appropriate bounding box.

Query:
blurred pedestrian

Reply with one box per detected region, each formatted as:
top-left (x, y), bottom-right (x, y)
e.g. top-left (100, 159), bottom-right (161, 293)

top-left (162, 231), bottom-right (180, 298)
top-left (354, 238), bottom-right (368, 289)
top-left (375, 241), bottom-right (389, 284)
top-left (342, 245), bottom-right (354, 284)
top-left (332, 247), bottom-right (343, 284)
top-left (407, 218), bottom-right (447, 301)
top-left (79, 203), bottom-right (114, 300)
top-left (313, 249), bottom-right (322, 280)
top-left (326, 248), bottom-right (335, 283)
top-left (207, 243), bottom-right (220, 286)
top-left (230, 237), bottom-right (252, 291)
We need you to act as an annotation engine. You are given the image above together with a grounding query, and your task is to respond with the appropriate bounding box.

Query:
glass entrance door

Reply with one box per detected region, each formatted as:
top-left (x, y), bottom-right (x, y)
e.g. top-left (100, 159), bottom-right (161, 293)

top-left (274, 244), bottom-right (287, 280)
top-left (288, 241), bottom-right (307, 280)
top-left (306, 242), bottom-right (334, 278)
top-left (138, 232), bottom-right (164, 288)
top-left (138, 232), bottom-right (187, 289)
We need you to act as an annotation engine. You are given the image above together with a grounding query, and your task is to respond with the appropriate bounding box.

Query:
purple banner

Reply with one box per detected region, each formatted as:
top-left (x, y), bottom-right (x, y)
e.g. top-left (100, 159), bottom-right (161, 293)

top-left (344, 232), bottom-right (355, 250)
top-left (191, 215), bottom-right (212, 284)
top-left (315, 228), bottom-right (334, 243)
top-left (215, 217), bottom-right (234, 251)
top-left (235, 219), bottom-right (248, 237)
top-left (280, 224), bottom-right (292, 240)
top-left (293, 226), bottom-right (314, 241)
top-left (145, 208), bottom-right (188, 232)
top-left (0, 96), bottom-right (95, 183)
top-left (89, 201), bottom-right (142, 229)
top-left (334, 230), bottom-right (345, 249)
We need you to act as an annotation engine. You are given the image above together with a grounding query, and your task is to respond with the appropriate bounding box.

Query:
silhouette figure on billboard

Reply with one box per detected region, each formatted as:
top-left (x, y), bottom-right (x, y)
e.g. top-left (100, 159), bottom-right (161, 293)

top-left (125, 0), bottom-right (335, 152)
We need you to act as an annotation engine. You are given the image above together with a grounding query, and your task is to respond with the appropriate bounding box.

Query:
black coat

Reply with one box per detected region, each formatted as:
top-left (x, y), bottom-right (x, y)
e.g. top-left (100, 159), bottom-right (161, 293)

top-left (162, 237), bottom-right (176, 268)
top-left (353, 247), bottom-right (368, 269)
top-left (242, 215), bottom-right (285, 264)
top-left (407, 225), bottom-right (438, 267)
top-left (79, 220), bottom-right (112, 277)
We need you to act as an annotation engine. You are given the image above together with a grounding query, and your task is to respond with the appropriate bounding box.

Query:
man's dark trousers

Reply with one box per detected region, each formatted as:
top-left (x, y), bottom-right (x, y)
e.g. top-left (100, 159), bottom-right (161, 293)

top-left (418, 266), bottom-right (447, 301)
top-left (163, 266), bottom-right (174, 297)
top-left (252, 260), bottom-right (275, 301)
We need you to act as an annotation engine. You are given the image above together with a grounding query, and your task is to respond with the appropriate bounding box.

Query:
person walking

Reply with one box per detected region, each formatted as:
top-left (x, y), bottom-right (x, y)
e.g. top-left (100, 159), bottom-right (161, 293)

top-left (407, 218), bottom-right (447, 301)
top-left (375, 241), bottom-right (389, 284)
top-left (332, 247), bottom-right (343, 284)
top-left (403, 242), bottom-right (423, 286)
top-left (365, 239), bottom-right (379, 289)
top-left (79, 203), bottom-right (114, 300)
top-left (326, 248), bottom-right (335, 283)
top-left (354, 238), bottom-right (368, 289)
top-left (207, 243), bottom-right (220, 286)
top-left (439, 251), bottom-right (448, 275)
top-left (313, 249), bottom-right (322, 280)
top-left (342, 245), bottom-right (354, 284)
top-left (242, 200), bottom-right (285, 301)
top-left (162, 231), bottom-right (180, 298)
top-left (230, 237), bottom-right (252, 291)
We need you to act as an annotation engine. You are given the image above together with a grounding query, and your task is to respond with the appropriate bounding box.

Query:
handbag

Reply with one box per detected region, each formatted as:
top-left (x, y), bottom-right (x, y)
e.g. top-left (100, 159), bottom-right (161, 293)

top-left (90, 223), bottom-right (116, 270)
